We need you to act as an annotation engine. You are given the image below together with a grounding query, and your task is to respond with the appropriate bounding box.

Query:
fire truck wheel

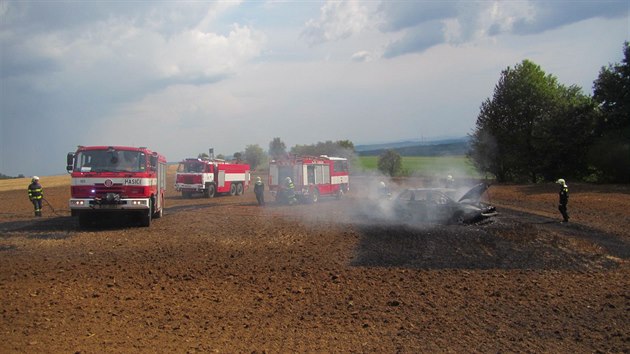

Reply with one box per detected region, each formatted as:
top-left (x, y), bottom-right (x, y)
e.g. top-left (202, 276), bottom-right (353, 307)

top-left (311, 190), bottom-right (319, 203)
top-left (236, 183), bottom-right (244, 196)
top-left (140, 209), bottom-right (151, 227)
top-left (153, 197), bottom-right (163, 219)
top-left (205, 184), bottom-right (215, 198)
top-left (229, 183), bottom-right (237, 196)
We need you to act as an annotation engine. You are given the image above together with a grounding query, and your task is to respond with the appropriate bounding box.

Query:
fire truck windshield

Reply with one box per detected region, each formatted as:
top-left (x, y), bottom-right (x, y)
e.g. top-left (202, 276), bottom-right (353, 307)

top-left (75, 150), bottom-right (146, 172)
top-left (177, 162), bottom-right (205, 173)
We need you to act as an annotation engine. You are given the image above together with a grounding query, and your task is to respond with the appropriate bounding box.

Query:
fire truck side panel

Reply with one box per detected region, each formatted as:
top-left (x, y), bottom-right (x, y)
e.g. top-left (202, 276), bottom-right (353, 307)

top-left (217, 170), bottom-right (226, 189)
top-left (269, 164), bottom-right (279, 186)
top-left (299, 164), bottom-right (308, 186)
top-left (295, 164), bottom-right (303, 187)
top-left (269, 164), bottom-right (294, 192)
top-left (156, 159), bottom-right (167, 213)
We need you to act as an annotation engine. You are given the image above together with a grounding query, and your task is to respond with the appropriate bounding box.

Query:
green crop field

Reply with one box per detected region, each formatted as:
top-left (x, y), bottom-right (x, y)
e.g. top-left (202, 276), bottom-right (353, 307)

top-left (356, 155), bottom-right (485, 178)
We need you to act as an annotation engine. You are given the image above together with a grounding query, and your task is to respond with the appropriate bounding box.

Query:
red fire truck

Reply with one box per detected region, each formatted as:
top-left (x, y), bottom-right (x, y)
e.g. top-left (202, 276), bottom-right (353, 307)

top-left (66, 145), bottom-right (167, 227)
top-left (174, 158), bottom-right (250, 198)
top-left (269, 155), bottom-right (349, 203)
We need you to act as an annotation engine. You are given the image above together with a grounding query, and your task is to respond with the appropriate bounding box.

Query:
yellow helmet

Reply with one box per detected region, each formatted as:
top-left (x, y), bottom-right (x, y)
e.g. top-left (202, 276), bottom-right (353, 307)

top-left (31, 176), bottom-right (40, 182)
top-left (556, 178), bottom-right (566, 186)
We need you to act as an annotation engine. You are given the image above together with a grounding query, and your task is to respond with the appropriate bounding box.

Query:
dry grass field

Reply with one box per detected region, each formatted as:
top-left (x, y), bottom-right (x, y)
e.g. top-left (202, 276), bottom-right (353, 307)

top-left (0, 175), bottom-right (70, 192)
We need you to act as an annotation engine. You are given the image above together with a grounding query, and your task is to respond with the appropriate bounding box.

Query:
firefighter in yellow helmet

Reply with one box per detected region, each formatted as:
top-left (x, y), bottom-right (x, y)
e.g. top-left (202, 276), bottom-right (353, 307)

top-left (556, 178), bottom-right (569, 223)
top-left (279, 176), bottom-right (297, 205)
top-left (27, 176), bottom-right (44, 217)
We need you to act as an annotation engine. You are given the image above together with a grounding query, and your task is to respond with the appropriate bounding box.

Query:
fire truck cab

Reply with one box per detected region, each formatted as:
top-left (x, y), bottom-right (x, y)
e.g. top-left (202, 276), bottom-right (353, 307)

top-left (66, 145), bottom-right (167, 227)
top-left (269, 155), bottom-right (349, 203)
top-left (174, 158), bottom-right (250, 198)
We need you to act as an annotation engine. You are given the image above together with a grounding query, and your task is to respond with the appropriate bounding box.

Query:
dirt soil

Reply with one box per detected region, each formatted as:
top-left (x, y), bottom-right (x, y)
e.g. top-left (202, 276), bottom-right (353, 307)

top-left (1, 170), bottom-right (628, 353)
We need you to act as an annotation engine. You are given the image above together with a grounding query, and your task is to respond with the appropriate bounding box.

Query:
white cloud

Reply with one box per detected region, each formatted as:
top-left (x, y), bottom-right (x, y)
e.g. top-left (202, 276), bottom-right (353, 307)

top-left (159, 24), bottom-right (266, 82)
top-left (301, 0), bottom-right (372, 46)
top-left (351, 50), bottom-right (373, 62)
top-left (194, 1), bottom-right (242, 32)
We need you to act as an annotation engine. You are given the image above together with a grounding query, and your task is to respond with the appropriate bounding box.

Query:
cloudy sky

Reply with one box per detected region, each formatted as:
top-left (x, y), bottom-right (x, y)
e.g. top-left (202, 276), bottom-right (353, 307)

top-left (1, 0), bottom-right (628, 177)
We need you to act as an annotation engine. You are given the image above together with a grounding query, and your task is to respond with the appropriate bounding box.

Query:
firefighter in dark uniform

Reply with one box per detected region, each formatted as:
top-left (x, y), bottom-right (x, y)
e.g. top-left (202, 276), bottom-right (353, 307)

top-left (28, 176), bottom-right (44, 217)
top-left (254, 176), bottom-right (265, 206)
top-left (556, 178), bottom-right (569, 223)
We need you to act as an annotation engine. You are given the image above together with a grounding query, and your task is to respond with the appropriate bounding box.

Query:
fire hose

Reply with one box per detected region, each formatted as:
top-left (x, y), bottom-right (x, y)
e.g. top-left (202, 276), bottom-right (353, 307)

top-left (42, 197), bottom-right (64, 217)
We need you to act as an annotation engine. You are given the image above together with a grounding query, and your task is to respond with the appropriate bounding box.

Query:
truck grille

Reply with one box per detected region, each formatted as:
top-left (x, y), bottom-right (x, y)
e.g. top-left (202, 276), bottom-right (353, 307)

top-left (178, 175), bottom-right (201, 184)
top-left (93, 184), bottom-right (124, 196)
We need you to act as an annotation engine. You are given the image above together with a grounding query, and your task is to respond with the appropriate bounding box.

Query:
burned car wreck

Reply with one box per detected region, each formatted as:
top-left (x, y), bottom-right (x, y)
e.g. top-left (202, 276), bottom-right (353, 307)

top-left (393, 183), bottom-right (497, 224)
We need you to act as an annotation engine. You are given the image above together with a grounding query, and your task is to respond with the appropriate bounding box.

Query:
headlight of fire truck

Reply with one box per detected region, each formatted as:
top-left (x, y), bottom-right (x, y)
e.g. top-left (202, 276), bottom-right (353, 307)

top-left (70, 200), bottom-right (85, 206)
top-left (130, 200), bottom-right (148, 206)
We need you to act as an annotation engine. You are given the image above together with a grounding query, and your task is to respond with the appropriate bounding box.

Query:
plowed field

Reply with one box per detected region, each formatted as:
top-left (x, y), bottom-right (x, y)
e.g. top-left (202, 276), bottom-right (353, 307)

top-left (1, 170), bottom-right (628, 353)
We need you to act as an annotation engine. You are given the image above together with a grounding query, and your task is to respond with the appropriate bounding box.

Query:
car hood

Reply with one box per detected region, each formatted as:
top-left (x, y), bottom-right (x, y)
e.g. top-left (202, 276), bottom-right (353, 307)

top-left (457, 183), bottom-right (490, 204)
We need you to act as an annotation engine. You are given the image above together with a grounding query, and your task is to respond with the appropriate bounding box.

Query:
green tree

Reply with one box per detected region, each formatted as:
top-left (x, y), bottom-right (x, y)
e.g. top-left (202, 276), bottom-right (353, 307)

top-left (290, 140), bottom-right (355, 159)
top-left (535, 86), bottom-right (597, 181)
top-left (244, 144), bottom-right (266, 170)
top-left (469, 59), bottom-right (596, 182)
top-left (233, 152), bottom-right (242, 162)
top-left (198, 152), bottom-right (209, 159)
top-left (377, 149), bottom-right (402, 177)
top-left (591, 42), bottom-right (630, 182)
top-left (334, 140), bottom-right (356, 160)
top-left (269, 137), bottom-right (287, 160)
top-left (290, 140), bottom-right (357, 173)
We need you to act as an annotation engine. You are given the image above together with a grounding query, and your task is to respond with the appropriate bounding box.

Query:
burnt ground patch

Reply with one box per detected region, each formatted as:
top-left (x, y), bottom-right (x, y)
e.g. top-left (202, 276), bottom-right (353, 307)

top-left (351, 208), bottom-right (627, 271)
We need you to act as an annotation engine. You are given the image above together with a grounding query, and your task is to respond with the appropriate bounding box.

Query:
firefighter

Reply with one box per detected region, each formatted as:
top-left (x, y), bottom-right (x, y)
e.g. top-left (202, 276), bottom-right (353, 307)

top-left (556, 178), bottom-right (569, 223)
top-left (284, 177), bottom-right (295, 192)
top-left (254, 176), bottom-right (265, 206)
top-left (27, 176), bottom-right (44, 217)
top-left (280, 176), bottom-right (297, 205)
top-left (378, 181), bottom-right (391, 199)
top-left (120, 151), bottom-right (139, 171)
top-left (445, 174), bottom-right (455, 188)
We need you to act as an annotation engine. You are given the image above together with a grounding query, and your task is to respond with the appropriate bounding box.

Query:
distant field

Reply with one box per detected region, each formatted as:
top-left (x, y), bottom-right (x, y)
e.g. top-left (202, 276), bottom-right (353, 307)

top-left (0, 175), bottom-right (70, 192)
top-left (356, 155), bottom-right (484, 178)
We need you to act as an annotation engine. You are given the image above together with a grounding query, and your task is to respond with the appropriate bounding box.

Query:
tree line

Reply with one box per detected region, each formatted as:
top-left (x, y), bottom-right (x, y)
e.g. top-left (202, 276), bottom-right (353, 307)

top-left (469, 42), bottom-right (629, 183)
top-left (206, 138), bottom-right (358, 172)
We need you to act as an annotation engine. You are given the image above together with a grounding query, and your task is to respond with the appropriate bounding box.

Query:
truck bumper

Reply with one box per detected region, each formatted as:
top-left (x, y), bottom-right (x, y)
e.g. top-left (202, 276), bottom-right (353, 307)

top-left (174, 183), bottom-right (204, 192)
top-left (69, 198), bottom-right (150, 213)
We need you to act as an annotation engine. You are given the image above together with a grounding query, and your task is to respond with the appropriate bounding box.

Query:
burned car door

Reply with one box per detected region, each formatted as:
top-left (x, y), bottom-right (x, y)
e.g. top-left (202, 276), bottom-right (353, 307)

top-left (428, 191), bottom-right (457, 223)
